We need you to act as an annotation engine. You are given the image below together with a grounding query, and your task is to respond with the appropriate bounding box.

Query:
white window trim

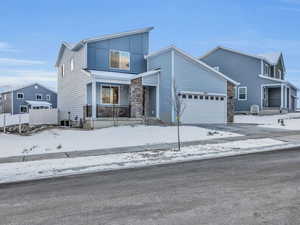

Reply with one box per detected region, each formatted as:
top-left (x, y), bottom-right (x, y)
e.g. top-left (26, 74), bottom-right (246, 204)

top-left (70, 58), bottom-right (74, 71)
top-left (20, 105), bottom-right (28, 113)
top-left (16, 92), bottom-right (24, 99)
top-left (100, 84), bottom-right (121, 105)
top-left (278, 69), bottom-right (282, 80)
top-left (109, 49), bottom-right (130, 71)
top-left (263, 63), bottom-right (270, 76)
top-left (36, 93), bottom-right (43, 101)
top-left (238, 86), bottom-right (247, 101)
top-left (46, 94), bottom-right (51, 101)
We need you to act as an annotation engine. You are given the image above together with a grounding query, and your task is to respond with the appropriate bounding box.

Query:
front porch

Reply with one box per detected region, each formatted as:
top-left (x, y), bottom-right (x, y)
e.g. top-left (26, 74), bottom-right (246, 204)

top-left (83, 70), bottom-right (160, 127)
top-left (261, 83), bottom-right (296, 113)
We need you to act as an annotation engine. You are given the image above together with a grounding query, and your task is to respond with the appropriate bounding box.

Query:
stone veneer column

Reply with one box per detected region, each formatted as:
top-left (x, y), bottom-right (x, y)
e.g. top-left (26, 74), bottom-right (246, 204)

top-left (130, 77), bottom-right (144, 118)
top-left (227, 81), bottom-right (235, 123)
top-left (144, 87), bottom-right (150, 117)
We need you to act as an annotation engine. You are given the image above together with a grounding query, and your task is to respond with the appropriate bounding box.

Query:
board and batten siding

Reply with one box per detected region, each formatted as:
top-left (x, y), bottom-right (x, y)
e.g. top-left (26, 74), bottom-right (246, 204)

top-left (148, 51), bottom-right (173, 123)
top-left (87, 33), bottom-right (149, 74)
top-left (57, 45), bottom-right (91, 121)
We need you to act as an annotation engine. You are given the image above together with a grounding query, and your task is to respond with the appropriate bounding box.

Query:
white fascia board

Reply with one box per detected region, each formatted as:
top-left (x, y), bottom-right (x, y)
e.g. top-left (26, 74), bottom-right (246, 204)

top-left (132, 70), bottom-right (160, 79)
top-left (199, 46), bottom-right (276, 65)
top-left (258, 74), bottom-right (285, 83)
top-left (147, 45), bottom-right (239, 86)
top-left (83, 27), bottom-right (154, 44)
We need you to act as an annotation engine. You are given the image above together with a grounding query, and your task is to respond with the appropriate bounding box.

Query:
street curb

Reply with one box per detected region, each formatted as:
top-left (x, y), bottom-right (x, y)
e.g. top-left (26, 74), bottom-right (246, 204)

top-left (1, 143), bottom-right (300, 186)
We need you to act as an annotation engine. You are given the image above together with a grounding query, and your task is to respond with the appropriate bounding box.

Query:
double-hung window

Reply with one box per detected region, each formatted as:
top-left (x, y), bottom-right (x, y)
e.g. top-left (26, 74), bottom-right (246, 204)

top-left (101, 85), bottom-right (119, 105)
top-left (36, 94), bottom-right (42, 101)
top-left (110, 50), bottom-right (130, 70)
top-left (263, 64), bottom-right (270, 76)
top-left (17, 93), bottom-right (24, 99)
top-left (238, 87), bottom-right (247, 101)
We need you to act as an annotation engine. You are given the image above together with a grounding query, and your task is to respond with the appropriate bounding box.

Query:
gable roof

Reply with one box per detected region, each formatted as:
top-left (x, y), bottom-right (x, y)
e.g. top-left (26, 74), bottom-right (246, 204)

top-left (200, 46), bottom-right (285, 69)
top-left (55, 27), bottom-right (154, 67)
top-left (0, 82), bottom-right (56, 94)
top-left (146, 45), bottom-right (239, 86)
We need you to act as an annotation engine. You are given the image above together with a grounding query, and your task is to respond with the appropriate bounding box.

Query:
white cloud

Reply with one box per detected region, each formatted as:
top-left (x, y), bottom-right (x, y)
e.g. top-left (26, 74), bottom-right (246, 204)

top-left (0, 42), bottom-right (17, 52)
top-left (0, 69), bottom-right (57, 90)
top-left (0, 58), bottom-right (46, 66)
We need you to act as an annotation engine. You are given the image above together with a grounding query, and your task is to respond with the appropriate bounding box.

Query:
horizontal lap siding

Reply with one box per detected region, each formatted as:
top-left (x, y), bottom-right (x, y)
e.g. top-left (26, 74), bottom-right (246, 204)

top-left (57, 46), bottom-right (90, 121)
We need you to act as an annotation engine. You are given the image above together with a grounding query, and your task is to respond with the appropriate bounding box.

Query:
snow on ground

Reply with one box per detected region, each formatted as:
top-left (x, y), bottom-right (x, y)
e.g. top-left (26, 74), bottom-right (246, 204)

top-left (0, 113), bottom-right (29, 127)
top-left (0, 138), bottom-right (287, 184)
top-left (235, 113), bottom-right (300, 130)
top-left (0, 125), bottom-right (241, 158)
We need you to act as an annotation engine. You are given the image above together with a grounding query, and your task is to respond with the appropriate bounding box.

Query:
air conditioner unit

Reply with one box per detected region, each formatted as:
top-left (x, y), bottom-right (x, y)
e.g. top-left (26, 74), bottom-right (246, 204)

top-left (250, 105), bottom-right (259, 115)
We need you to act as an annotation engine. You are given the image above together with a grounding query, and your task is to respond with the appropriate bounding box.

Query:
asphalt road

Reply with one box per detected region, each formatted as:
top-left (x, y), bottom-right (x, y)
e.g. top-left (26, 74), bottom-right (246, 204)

top-left (1, 149), bottom-right (300, 225)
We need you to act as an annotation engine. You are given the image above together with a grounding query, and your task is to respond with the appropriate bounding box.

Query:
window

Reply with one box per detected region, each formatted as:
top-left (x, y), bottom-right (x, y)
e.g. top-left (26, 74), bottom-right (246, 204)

top-left (199, 95), bottom-right (203, 100)
top-left (101, 85), bottom-right (119, 105)
top-left (188, 95), bottom-right (193, 99)
top-left (182, 94), bottom-right (186, 99)
top-left (17, 93), bottom-right (24, 99)
top-left (216, 96), bottom-right (219, 100)
top-left (61, 64), bottom-right (65, 77)
top-left (110, 50), bottom-right (130, 70)
top-left (238, 87), bottom-right (247, 100)
top-left (36, 94), bottom-right (42, 100)
top-left (70, 58), bottom-right (74, 71)
top-left (205, 96), bottom-right (209, 100)
top-left (210, 96), bottom-right (214, 100)
top-left (220, 97), bottom-right (224, 101)
top-left (46, 94), bottom-right (51, 101)
top-left (194, 95), bottom-right (198, 99)
top-left (20, 105), bottom-right (28, 113)
top-left (263, 64), bottom-right (270, 76)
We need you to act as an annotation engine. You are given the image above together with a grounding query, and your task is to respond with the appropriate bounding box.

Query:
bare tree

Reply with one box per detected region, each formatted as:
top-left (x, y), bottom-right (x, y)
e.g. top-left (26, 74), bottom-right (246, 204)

top-left (172, 81), bottom-right (186, 151)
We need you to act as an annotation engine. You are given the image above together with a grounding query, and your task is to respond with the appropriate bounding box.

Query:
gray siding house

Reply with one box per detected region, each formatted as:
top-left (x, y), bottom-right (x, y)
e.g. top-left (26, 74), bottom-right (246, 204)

top-left (0, 83), bottom-right (57, 114)
top-left (200, 46), bottom-right (298, 113)
top-left (56, 27), bottom-right (238, 127)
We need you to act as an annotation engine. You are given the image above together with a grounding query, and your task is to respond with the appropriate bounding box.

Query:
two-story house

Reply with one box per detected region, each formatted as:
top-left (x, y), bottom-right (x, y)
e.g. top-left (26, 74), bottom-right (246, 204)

top-left (55, 27), bottom-right (239, 127)
top-left (0, 83), bottom-right (57, 114)
top-left (200, 46), bottom-right (298, 113)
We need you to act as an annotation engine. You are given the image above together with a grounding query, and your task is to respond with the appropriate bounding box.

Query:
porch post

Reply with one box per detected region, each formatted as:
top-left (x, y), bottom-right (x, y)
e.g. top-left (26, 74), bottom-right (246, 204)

top-left (92, 78), bottom-right (97, 119)
top-left (130, 77), bottom-right (143, 118)
top-left (280, 84), bottom-right (284, 108)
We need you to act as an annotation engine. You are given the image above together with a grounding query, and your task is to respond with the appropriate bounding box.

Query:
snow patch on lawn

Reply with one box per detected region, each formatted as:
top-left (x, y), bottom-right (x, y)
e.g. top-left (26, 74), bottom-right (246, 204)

top-left (235, 113), bottom-right (300, 130)
top-left (0, 138), bottom-right (287, 184)
top-left (0, 125), bottom-right (241, 158)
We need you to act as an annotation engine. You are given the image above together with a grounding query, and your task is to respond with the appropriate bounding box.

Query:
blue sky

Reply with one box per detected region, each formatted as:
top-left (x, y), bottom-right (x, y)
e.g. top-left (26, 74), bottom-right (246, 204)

top-left (0, 0), bottom-right (300, 90)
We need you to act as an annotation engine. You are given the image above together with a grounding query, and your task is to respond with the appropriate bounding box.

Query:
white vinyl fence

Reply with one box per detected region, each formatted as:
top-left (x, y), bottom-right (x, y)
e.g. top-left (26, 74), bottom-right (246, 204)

top-left (29, 108), bottom-right (58, 125)
top-left (0, 113), bottom-right (29, 128)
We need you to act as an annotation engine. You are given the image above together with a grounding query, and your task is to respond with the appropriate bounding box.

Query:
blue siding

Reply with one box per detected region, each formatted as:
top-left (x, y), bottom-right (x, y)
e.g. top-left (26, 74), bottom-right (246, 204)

top-left (87, 33), bottom-right (149, 74)
top-left (12, 84), bottom-right (57, 114)
top-left (174, 52), bottom-right (227, 94)
top-left (148, 51), bottom-right (173, 123)
top-left (201, 49), bottom-right (282, 111)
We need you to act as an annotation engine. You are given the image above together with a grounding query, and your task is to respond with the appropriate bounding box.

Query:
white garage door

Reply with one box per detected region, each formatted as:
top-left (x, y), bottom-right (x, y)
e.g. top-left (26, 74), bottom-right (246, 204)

top-left (181, 93), bottom-right (227, 124)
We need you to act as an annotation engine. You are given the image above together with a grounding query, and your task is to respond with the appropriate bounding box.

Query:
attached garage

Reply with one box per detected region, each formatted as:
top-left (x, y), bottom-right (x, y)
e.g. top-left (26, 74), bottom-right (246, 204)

top-left (180, 93), bottom-right (227, 124)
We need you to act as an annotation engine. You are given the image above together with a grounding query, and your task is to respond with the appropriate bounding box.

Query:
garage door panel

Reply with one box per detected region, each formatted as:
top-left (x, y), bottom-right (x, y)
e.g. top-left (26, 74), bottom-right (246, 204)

top-left (181, 94), bottom-right (226, 124)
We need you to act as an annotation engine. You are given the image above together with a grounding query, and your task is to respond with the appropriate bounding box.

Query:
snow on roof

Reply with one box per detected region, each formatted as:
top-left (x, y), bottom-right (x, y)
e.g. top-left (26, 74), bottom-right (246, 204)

top-left (26, 101), bottom-right (52, 107)
top-left (257, 52), bottom-right (281, 64)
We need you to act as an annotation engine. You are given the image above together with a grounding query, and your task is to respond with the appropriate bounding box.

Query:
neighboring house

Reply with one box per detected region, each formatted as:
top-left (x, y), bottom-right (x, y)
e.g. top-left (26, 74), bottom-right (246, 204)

top-left (55, 27), bottom-right (238, 127)
top-left (200, 46), bottom-right (298, 113)
top-left (0, 83), bottom-right (57, 114)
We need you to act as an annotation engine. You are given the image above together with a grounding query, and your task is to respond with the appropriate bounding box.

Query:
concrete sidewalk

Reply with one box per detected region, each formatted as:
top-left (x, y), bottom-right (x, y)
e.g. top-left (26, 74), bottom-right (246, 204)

top-left (1, 130), bottom-right (300, 164)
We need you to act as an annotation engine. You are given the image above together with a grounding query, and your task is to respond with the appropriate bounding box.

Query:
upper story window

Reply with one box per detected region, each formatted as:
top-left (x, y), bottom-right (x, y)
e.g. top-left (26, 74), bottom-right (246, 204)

top-left (238, 87), bottom-right (247, 101)
top-left (46, 94), bottom-right (51, 101)
top-left (277, 69), bottom-right (282, 79)
top-left (70, 58), bottom-right (74, 71)
top-left (36, 94), bottom-right (42, 101)
top-left (17, 93), bottom-right (24, 99)
top-left (263, 64), bottom-right (270, 76)
top-left (109, 50), bottom-right (130, 71)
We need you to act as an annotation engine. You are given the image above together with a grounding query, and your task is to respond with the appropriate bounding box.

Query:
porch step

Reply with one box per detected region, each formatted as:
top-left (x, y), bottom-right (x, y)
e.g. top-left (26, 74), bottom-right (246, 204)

top-left (259, 108), bottom-right (288, 115)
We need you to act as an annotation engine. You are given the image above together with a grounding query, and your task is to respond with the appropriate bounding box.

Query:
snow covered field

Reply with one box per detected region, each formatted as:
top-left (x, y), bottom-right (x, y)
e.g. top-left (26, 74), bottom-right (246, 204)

top-left (0, 138), bottom-right (287, 184)
top-left (0, 113), bottom-right (29, 127)
top-left (235, 113), bottom-right (300, 130)
top-left (0, 125), bottom-right (241, 158)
